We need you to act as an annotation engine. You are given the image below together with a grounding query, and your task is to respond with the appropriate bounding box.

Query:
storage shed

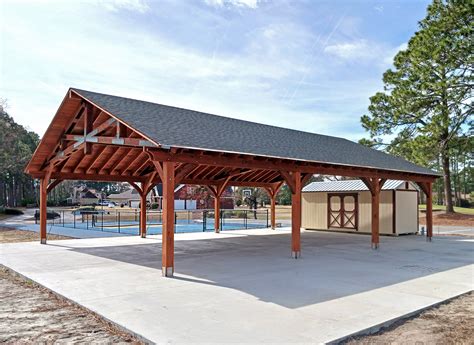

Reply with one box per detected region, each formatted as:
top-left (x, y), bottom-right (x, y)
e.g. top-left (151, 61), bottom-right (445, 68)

top-left (302, 180), bottom-right (419, 235)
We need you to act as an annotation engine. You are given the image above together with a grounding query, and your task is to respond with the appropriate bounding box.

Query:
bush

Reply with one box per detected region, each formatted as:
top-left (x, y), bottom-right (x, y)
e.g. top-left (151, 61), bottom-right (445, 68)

top-left (4, 208), bottom-right (24, 215)
top-left (150, 203), bottom-right (160, 210)
top-left (459, 199), bottom-right (471, 208)
top-left (20, 197), bottom-right (36, 207)
top-left (34, 210), bottom-right (61, 220)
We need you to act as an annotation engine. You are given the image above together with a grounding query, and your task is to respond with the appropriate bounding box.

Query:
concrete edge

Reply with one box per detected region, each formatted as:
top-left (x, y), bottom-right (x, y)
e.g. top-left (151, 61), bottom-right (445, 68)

top-left (0, 264), bottom-right (155, 345)
top-left (328, 289), bottom-right (474, 344)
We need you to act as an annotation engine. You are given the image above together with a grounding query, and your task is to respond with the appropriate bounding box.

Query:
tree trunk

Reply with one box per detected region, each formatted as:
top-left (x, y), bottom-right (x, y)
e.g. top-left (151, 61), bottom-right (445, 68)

top-left (442, 152), bottom-right (455, 213)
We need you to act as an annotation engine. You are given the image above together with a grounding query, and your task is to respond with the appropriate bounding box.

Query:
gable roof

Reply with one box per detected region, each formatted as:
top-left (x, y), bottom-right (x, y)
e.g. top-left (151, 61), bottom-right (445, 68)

top-left (82, 190), bottom-right (98, 199)
top-left (71, 88), bottom-right (439, 177)
top-left (302, 179), bottom-right (414, 193)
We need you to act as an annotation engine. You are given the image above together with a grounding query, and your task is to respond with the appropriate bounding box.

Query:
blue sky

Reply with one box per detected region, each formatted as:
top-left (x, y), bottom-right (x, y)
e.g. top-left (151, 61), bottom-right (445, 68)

top-left (0, 0), bottom-right (430, 141)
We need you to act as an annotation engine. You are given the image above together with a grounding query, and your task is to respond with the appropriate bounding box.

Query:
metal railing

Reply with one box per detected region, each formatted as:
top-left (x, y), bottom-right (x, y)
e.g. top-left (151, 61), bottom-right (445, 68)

top-left (37, 208), bottom-right (270, 235)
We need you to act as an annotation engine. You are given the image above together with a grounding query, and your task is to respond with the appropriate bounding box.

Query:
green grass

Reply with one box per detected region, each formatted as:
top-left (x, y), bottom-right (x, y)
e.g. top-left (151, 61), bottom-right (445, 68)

top-left (419, 204), bottom-right (474, 215)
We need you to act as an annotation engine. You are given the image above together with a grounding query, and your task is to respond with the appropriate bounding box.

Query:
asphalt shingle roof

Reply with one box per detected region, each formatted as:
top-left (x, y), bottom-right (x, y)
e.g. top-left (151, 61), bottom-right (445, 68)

top-left (73, 88), bottom-right (439, 177)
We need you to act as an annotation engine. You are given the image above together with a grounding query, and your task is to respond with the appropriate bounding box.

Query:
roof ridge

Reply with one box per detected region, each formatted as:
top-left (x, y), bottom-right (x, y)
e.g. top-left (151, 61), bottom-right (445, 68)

top-left (70, 87), bottom-right (356, 142)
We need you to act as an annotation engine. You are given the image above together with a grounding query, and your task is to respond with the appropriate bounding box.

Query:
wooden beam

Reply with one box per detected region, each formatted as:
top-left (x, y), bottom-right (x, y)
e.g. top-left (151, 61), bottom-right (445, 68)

top-left (280, 170), bottom-right (296, 194)
top-left (147, 149), bottom-right (437, 183)
top-left (46, 179), bottom-right (62, 193)
top-left (84, 103), bottom-right (94, 154)
top-left (65, 135), bottom-right (155, 148)
top-left (85, 146), bottom-right (107, 174)
top-left (175, 163), bottom-right (198, 184)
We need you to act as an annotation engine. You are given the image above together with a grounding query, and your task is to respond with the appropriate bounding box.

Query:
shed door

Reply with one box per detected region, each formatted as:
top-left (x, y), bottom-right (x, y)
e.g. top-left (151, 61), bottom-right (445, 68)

top-left (328, 194), bottom-right (358, 230)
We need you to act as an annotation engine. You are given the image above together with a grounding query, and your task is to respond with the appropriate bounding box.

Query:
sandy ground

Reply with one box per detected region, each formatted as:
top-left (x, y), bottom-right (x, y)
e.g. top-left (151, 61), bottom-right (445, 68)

top-left (345, 291), bottom-right (474, 345)
top-left (0, 267), bottom-right (144, 344)
top-left (0, 228), bottom-right (144, 343)
top-left (0, 227), bottom-right (74, 243)
top-left (419, 211), bottom-right (474, 227)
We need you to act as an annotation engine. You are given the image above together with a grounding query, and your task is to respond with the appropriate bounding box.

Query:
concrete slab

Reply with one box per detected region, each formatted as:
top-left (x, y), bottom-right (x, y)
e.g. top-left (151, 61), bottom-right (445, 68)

top-left (1, 228), bottom-right (473, 344)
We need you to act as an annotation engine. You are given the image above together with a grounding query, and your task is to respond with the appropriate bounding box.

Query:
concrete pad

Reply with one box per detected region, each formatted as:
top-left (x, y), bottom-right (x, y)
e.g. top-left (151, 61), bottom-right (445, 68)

top-left (1, 228), bottom-right (473, 344)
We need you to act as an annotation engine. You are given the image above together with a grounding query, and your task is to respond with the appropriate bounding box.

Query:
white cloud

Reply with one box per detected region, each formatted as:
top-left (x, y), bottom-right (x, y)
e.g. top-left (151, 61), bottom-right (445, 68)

top-left (324, 39), bottom-right (374, 60)
top-left (205, 0), bottom-right (260, 9)
top-left (382, 42), bottom-right (408, 65)
top-left (93, 0), bottom-right (150, 13)
top-left (324, 39), bottom-right (408, 69)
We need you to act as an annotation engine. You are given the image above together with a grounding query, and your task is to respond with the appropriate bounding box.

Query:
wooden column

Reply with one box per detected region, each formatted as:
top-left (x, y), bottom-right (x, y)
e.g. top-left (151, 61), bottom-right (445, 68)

top-left (371, 187), bottom-right (380, 249)
top-left (270, 195), bottom-right (277, 229)
top-left (140, 192), bottom-right (147, 238)
top-left (291, 172), bottom-right (302, 258)
top-left (207, 180), bottom-right (230, 233)
top-left (264, 182), bottom-right (283, 230)
top-left (39, 177), bottom-right (48, 244)
top-left (362, 177), bottom-right (385, 249)
top-left (162, 161), bottom-right (175, 277)
top-left (426, 182), bottom-right (433, 241)
top-left (417, 181), bottom-right (433, 241)
top-left (214, 196), bottom-right (221, 233)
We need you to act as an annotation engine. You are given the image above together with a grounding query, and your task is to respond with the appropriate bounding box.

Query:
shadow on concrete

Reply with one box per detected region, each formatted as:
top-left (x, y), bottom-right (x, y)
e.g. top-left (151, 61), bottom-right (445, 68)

top-left (68, 231), bottom-right (474, 308)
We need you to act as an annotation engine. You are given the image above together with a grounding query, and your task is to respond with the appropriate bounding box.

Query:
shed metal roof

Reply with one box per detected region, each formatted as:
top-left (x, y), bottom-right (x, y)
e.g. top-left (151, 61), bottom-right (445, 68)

top-left (72, 88), bottom-right (438, 177)
top-left (302, 179), bottom-right (412, 193)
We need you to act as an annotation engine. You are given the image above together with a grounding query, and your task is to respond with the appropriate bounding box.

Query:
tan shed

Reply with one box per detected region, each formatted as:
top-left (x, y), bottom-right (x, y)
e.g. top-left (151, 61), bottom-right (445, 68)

top-left (302, 180), bottom-right (419, 235)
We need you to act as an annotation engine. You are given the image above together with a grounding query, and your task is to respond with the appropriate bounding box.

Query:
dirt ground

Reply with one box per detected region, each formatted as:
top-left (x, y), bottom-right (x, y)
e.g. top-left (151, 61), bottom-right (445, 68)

top-left (345, 291), bottom-right (474, 345)
top-left (419, 211), bottom-right (474, 227)
top-left (0, 227), bottom-right (73, 243)
top-left (0, 228), bottom-right (144, 343)
top-left (0, 267), bottom-right (144, 344)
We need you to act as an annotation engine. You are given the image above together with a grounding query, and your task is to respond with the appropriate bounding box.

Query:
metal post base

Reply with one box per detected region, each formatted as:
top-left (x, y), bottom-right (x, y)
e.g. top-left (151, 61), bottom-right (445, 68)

top-left (426, 236), bottom-right (432, 242)
top-left (371, 243), bottom-right (379, 250)
top-left (140, 233), bottom-right (146, 238)
top-left (162, 267), bottom-right (174, 277)
top-left (40, 238), bottom-right (46, 244)
top-left (215, 229), bottom-right (220, 234)
top-left (292, 251), bottom-right (301, 259)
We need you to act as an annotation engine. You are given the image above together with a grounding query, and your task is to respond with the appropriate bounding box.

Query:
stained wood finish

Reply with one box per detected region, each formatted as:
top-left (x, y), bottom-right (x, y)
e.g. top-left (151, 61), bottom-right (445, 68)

top-left (264, 182), bottom-right (284, 230)
top-left (416, 181), bottom-right (433, 240)
top-left (26, 89), bottom-right (439, 272)
top-left (40, 177), bottom-right (48, 244)
top-left (291, 171), bottom-right (302, 258)
top-left (361, 177), bottom-right (386, 249)
top-left (162, 162), bottom-right (175, 276)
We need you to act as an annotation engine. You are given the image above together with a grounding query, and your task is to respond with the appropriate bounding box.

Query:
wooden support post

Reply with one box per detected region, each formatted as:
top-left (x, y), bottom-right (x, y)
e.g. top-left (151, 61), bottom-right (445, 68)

top-left (140, 192), bottom-right (147, 238)
top-left (361, 177), bottom-right (385, 249)
top-left (265, 182), bottom-right (283, 230)
top-left (162, 161), bottom-right (175, 277)
top-left (417, 181), bottom-right (433, 241)
top-left (291, 171), bottom-right (302, 258)
top-left (207, 181), bottom-right (229, 234)
top-left (426, 182), bottom-right (433, 241)
top-left (371, 187), bottom-right (380, 249)
top-left (214, 196), bottom-right (221, 233)
top-left (39, 177), bottom-right (48, 244)
top-left (271, 195), bottom-right (277, 230)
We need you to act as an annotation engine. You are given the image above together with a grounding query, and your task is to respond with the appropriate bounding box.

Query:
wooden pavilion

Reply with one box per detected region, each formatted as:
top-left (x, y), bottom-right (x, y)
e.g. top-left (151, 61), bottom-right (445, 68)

top-left (25, 88), bottom-right (440, 277)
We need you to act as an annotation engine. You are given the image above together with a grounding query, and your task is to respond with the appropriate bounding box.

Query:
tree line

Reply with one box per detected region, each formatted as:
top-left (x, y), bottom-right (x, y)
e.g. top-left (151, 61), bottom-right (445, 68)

top-left (360, 0), bottom-right (473, 212)
top-left (0, 100), bottom-right (39, 207)
top-left (1, 2), bottom-right (472, 211)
